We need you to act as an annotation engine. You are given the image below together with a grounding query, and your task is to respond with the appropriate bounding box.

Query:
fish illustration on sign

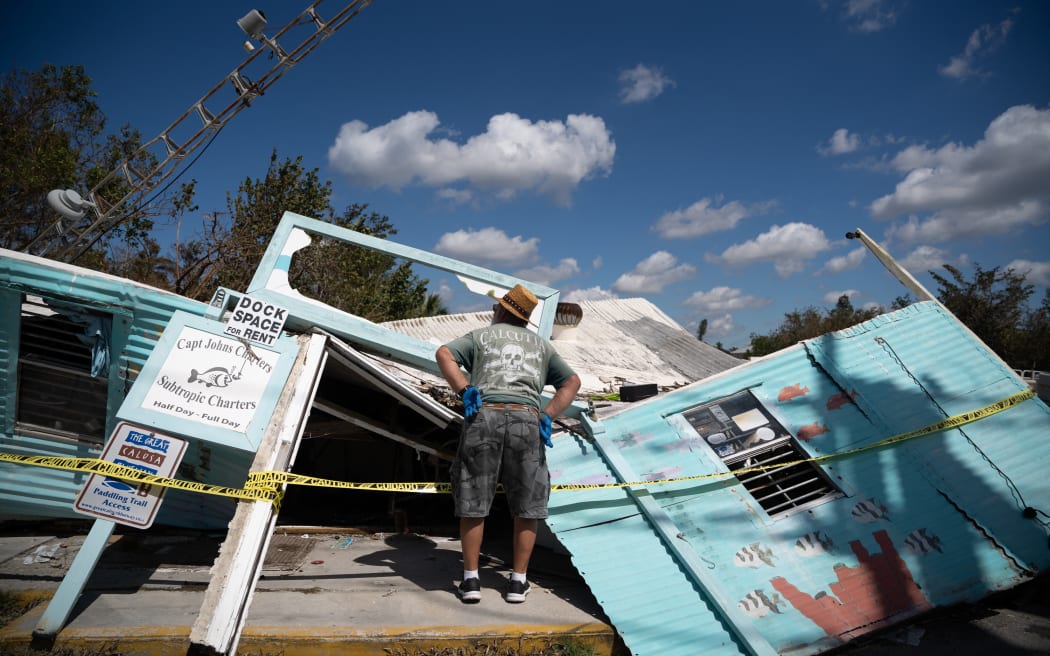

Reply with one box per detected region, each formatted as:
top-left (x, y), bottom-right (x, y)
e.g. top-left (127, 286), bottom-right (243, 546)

top-left (737, 589), bottom-right (785, 618)
top-left (851, 498), bottom-right (890, 523)
top-left (796, 421), bottom-right (829, 441)
top-left (903, 528), bottom-right (943, 555)
top-left (826, 389), bottom-right (858, 410)
top-left (733, 543), bottom-right (776, 568)
top-left (794, 531), bottom-right (834, 557)
top-left (188, 366), bottom-right (236, 388)
top-left (778, 383), bottom-right (810, 402)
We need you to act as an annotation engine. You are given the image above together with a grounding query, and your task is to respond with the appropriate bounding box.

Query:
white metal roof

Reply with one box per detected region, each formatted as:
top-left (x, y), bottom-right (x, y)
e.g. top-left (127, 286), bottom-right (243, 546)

top-left (381, 297), bottom-right (744, 394)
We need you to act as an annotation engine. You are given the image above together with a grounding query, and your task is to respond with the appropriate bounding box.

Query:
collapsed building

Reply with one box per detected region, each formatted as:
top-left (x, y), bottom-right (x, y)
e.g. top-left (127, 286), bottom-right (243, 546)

top-left (2, 212), bottom-right (1048, 655)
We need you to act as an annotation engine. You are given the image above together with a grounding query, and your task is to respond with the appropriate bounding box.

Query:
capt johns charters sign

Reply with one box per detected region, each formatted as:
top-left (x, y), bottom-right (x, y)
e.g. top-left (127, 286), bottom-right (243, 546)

top-left (140, 325), bottom-right (280, 433)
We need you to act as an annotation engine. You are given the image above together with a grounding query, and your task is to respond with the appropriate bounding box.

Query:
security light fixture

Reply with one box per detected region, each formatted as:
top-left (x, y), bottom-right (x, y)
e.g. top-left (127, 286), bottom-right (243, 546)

top-left (237, 9), bottom-right (267, 52)
top-left (34, 0), bottom-right (373, 264)
top-left (46, 189), bottom-right (95, 221)
top-left (237, 9), bottom-right (267, 38)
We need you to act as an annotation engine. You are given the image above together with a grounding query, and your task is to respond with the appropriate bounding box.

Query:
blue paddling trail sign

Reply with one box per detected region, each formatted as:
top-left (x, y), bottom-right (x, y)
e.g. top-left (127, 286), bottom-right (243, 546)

top-left (74, 422), bottom-right (187, 529)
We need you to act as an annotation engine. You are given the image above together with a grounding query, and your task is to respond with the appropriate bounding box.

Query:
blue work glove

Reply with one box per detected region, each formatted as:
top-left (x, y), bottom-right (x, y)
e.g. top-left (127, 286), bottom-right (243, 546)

top-left (460, 385), bottom-right (482, 419)
top-left (539, 412), bottom-right (553, 448)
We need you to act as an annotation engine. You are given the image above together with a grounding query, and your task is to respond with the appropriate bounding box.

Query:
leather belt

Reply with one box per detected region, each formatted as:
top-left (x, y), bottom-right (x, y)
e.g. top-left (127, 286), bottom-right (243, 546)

top-left (484, 402), bottom-right (538, 414)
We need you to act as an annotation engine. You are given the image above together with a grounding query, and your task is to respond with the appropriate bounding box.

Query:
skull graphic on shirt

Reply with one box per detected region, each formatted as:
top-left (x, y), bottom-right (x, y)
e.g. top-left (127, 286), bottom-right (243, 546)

top-left (500, 343), bottom-right (525, 381)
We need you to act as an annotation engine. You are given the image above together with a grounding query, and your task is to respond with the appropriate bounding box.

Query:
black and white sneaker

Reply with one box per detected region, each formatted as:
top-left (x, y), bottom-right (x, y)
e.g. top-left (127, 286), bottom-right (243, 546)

top-left (504, 579), bottom-right (530, 603)
top-left (457, 577), bottom-right (482, 603)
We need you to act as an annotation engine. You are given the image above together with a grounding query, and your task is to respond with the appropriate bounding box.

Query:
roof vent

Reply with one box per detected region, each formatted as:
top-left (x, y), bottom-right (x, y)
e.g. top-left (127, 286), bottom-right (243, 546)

top-left (552, 303), bottom-right (582, 340)
top-left (554, 302), bottom-right (582, 326)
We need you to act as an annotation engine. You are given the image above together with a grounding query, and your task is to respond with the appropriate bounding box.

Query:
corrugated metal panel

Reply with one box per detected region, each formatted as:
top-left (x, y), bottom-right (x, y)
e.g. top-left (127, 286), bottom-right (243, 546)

top-left (546, 301), bottom-right (1050, 656)
top-left (0, 249), bottom-right (223, 526)
top-left (383, 297), bottom-right (744, 393)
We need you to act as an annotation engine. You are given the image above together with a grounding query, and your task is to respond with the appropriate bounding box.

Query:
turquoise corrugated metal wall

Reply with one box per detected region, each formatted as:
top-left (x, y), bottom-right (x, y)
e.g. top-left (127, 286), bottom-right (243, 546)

top-left (547, 301), bottom-right (1050, 656)
top-left (0, 251), bottom-right (245, 528)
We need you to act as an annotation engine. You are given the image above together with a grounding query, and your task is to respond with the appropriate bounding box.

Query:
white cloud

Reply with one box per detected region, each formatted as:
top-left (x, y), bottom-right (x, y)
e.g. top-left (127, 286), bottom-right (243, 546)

top-left (822, 289), bottom-right (860, 304)
top-left (888, 203), bottom-right (1047, 243)
top-left (436, 187), bottom-right (474, 205)
top-left (433, 228), bottom-right (539, 266)
top-left (592, 256), bottom-right (603, 269)
top-left (1005, 259), bottom-right (1050, 286)
top-left (514, 258), bottom-right (581, 287)
top-left (896, 245), bottom-right (969, 275)
top-left (653, 197), bottom-right (775, 239)
top-left (618, 64), bottom-right (676, 104)
top-left (707, 223), bottom-right (832, 277)
top-left (612, 251), bottom-right (696, 294)
top-left (434, 280), bottom-right (454, 303)
top-left (820, 246), bottom-right (867, 274)
top-left (871, 105), bottom-right (1050, 243)
top-left (564, 286), bottom-right (618, 302)
top-left (683, 286), bottom-right (771, 312)
top-left (328, 110), bottom-right (615, 205)
top-left (939, 16), bottom-right (1014, 80)
top-left (821, 128), bottom-right (862, 155)
top-left (707, 313), bottom-right (735, 338)
top-left (839, 0), bottom-right (899, 32)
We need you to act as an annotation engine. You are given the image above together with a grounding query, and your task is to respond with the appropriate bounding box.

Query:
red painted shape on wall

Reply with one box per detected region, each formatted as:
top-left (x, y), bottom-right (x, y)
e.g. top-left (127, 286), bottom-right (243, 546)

top-left (771, 530), bottom-right (931, 642)
top-left (796, 421), bottom-right (829, 441)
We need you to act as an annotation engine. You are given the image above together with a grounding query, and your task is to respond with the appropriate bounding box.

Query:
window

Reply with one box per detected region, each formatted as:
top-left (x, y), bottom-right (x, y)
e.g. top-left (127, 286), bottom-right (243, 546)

top-left (682, 390), bottom-right (842, 518)
top-left (16, 296), bottom-right (110, 443)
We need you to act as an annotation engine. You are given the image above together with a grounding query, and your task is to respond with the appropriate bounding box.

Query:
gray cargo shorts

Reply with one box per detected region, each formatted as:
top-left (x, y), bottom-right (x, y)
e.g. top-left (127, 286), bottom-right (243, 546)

top-left (451, 404), bottom-right (549, 519)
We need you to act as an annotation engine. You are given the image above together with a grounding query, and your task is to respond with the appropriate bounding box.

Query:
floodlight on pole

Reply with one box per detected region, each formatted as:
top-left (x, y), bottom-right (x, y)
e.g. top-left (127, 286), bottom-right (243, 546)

top-left (26, 0), bottom-right (373, 265)
top-left (46, 189), bottom-right (96, 222)
top-left (237, 9), bottom-right (267, 52)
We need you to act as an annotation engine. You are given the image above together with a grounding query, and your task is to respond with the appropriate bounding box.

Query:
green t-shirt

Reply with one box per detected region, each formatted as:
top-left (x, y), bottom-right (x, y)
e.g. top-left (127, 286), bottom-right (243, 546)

top-left (443, 323), bottom-right (576, 408)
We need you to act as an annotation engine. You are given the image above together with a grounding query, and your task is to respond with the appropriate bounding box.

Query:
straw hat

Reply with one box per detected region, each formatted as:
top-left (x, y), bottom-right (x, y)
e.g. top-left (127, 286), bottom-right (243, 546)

top-left (497, 284), bottom-right (538, 322)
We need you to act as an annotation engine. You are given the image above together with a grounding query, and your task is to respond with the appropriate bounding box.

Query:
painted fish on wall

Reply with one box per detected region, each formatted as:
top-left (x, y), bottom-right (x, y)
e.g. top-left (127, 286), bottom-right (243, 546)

top-left (778, 383), bottom-right (810, 403)
top-left (827, 389), bottom-right (858, 410)
top-left (733, 542), bottom-right (776, 568)
top-left (737, 589), bottom-right (785, 618)
top-left (851, 498), bottom-right (891, 523)
top-left (902, 528), bottom-right (943, 555)
top-left (795, 531), bottom-right (834, 557)
top-left (796, 421), bottom-right (829, 441)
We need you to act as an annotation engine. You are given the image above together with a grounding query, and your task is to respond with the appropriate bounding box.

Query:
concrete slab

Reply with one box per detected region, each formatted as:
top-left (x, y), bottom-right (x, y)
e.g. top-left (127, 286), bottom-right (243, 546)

top-left (0, 523), bottom-right (621, 655)
top-left (0, 536), bottom-right (57, 568)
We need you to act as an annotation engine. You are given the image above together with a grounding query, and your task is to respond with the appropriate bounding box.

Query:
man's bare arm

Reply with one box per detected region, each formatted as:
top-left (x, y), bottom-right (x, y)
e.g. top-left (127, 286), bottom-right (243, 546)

top-left (436, 346), bottom-right (469, 394)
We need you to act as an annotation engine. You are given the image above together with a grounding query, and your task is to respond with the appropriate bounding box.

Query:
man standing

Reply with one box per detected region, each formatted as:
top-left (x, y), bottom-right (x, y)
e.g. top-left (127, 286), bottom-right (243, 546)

top-left (436, 284), bottom-right (581, 604)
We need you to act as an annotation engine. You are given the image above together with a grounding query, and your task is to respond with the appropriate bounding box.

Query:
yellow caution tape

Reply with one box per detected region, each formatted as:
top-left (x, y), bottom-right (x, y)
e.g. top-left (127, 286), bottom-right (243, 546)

top-left (0, 455), bottom-right (279, 503)
top-left (0, 389), bottom-right (1036, 503)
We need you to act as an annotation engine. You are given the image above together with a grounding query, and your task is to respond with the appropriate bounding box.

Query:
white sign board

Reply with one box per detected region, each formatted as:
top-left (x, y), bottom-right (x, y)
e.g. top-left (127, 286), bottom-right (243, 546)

top-left (224, 295), bottom-right (288, 346)
top-left (74, 423), bottom-right (187, 529)
top-left (140, 325), bottom-right (280, 433)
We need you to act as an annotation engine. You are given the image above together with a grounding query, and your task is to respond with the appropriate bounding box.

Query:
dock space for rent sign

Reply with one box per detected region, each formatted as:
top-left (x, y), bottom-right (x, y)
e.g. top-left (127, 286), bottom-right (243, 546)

top-left (74, 423), bottom-right (187, 529)
top-left (224, 295), bottom-right (288, 346)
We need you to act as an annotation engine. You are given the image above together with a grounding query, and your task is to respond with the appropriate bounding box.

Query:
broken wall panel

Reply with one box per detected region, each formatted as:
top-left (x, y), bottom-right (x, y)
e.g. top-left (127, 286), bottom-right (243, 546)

top-left (546, 301), bottom-right (1050, 656)
top-left (0, 249), bottom-right (231, 527)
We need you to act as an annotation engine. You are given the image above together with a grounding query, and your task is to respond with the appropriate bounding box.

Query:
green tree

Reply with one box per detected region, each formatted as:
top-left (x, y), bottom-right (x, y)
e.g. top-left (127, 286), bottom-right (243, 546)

top-left (0, 64), bottom-right (158, 265)
top-left (179, 151), bottom-right (435, 322)
top-left (418, 293), bottom-right (450, 318)
top-left (930, 263), bottom-right (1040, 369)
top-left (747, 295), bottom-right (882, 357)
top-left (696, 318), bottom-right (708, 342)
top-left (0, 64), bottom-right (104, 250)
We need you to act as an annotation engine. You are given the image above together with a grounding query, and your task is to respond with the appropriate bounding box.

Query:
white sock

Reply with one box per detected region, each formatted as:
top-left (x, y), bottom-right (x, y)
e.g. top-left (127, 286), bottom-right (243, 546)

top-left (511, 572), bottom-right (527, 584)
top-left (463, 569), bottom-right (479, 581)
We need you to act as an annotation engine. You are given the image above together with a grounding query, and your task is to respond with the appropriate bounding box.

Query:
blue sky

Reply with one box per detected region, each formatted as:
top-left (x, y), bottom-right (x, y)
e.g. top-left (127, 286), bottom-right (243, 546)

top-left (5, 0), bottom-right (1049, 348)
